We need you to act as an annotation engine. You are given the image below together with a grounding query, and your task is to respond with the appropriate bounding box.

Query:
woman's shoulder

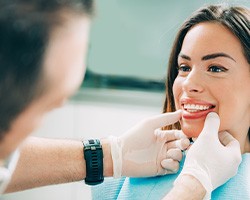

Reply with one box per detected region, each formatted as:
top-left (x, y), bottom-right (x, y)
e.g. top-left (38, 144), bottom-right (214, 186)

top-left (212, 154), bottom-right (250, 199)
top-left (92, 155), bottom-right (250, 200)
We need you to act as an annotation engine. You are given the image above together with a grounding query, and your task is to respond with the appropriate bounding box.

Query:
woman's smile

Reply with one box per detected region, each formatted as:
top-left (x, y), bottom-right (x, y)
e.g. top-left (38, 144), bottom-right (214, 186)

top-left (180, 97), bottom-right (216, 120)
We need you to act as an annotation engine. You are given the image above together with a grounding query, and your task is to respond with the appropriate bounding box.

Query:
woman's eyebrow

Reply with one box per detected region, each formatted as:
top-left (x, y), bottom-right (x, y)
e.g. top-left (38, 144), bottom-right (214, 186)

top-left (202, 52), bottom-right (236, 62)
top-left (178, 53), bottom-right (191, 60)
top-left (178, 52), bottom-right (236, 62)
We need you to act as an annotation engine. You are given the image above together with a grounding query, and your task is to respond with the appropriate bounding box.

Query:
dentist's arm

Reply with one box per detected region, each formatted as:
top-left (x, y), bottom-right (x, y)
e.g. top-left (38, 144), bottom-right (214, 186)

top-left (163, 112), bottom-right (242, 200)
top-left (5, 111), bottom-right (189, 192)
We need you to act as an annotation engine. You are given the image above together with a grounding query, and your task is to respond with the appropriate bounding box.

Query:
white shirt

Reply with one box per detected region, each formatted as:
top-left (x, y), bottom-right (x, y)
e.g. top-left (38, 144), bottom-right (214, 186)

top-left (0, 150), bottom-right (20, 194)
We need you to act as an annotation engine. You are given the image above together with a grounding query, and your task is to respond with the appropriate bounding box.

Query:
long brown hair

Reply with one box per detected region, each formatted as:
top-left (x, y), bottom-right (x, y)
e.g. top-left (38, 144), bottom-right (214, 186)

top-left (162, 4), bottom-right (250, 138)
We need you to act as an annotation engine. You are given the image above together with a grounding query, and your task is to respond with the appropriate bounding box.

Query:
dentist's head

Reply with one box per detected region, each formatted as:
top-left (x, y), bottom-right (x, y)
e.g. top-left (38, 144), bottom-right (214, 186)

top-left (163, 4), bottom-right (250, 153)
top-left (0, 0), bottom-right (94, 159)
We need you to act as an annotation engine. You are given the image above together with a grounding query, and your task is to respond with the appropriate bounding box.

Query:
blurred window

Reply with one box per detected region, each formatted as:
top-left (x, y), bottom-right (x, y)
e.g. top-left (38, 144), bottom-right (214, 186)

top-left (83, 0), bottom-right (250, 92)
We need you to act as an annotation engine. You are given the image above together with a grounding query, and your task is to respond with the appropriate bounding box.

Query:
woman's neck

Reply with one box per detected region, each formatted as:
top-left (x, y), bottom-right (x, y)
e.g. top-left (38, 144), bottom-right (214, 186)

top-left (244, 137), bottom-right (250, 153)
top-left (227, 125), bottom-right (249, 154)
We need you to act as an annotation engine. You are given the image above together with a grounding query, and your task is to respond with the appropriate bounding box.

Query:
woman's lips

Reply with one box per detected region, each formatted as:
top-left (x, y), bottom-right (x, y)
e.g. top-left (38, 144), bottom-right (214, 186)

top-left (182, 107), bottom-right (215, 120)
top-left (180, 98), bottom-right (216, 120)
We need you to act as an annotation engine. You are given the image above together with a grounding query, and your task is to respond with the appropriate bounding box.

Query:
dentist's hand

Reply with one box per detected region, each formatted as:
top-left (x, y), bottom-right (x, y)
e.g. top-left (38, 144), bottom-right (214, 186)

top-left (109, 110), bottom-right (190, 178)
top-left (175, 112), bottom-right (242, 199)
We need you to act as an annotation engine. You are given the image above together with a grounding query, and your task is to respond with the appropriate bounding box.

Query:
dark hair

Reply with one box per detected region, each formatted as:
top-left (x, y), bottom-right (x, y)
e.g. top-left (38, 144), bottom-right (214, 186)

top-left (0, 0), bottom-right (94, 140)
top-left (163, 4), bottom-right (250, 138)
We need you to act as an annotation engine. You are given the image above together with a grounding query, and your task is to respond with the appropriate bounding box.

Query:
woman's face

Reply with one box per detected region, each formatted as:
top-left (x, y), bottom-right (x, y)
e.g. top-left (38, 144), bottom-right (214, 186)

top-left (173, 22), bottom-right (250, 151)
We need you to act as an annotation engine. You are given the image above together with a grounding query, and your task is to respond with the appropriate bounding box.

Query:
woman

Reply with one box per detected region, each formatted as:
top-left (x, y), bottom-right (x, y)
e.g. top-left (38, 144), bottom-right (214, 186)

top-left (163, 4), bottom-right (250, 153)
top-left (92, 4), bottom-right (250, 199)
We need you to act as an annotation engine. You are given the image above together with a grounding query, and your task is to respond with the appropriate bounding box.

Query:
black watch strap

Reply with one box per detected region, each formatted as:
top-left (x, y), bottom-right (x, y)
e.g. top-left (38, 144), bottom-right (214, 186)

top-left (83, 139), bottom-right (104, 185)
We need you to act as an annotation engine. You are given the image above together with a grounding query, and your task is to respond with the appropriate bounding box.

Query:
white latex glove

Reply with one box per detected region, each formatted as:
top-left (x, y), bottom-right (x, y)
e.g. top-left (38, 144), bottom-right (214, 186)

top-left (109, 110), bottom-right (190, 178)
top-left (175, 112), bottom-right (242, 199)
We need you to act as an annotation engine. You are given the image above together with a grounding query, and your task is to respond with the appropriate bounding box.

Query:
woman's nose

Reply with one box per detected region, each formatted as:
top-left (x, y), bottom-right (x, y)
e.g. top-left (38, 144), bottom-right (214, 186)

top-left (182, 69), bottom-right (204, 94)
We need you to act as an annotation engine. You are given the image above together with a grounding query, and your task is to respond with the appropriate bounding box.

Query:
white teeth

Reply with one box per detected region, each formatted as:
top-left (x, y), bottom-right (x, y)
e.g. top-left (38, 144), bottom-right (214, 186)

top-left (183, 104), bottom-right (211, 112)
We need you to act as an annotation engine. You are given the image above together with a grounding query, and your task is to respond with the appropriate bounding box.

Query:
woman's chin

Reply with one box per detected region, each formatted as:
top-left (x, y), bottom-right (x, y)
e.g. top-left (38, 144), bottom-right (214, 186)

top-left (181, 127), bottom-right (202, 138)
top-left (184, 132), bottom-right (200, 138)
top-left (180, 121), bottom-right (204, 138)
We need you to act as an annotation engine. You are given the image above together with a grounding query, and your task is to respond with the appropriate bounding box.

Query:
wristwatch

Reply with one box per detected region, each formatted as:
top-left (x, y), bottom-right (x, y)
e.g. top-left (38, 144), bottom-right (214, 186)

top-left (83, 139), bottom-right (104, 185)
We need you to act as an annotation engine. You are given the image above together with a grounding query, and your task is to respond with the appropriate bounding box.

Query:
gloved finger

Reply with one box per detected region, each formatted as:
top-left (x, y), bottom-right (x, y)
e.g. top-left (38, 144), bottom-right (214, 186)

top-left (154, 129), bottom-right (187, 141)
top-left (147, 110), bottom-right (182, 129)
top-left (166, 148), bottom-right (183, 162)
top-left (219, 131), bottom-right (241, 154)
top-left (226, 139), bottom-right (241, 151)
top-left (219, 131), bottom-right (236, 146)
top-left (219, 132), bottom-right (242, 168)
top-left (161, 159), bottom-right (179, 173)
top-left (184, 143), bottom-right (193, 155)
top-left (199, 112), bottom-right (220, 140)
top-left (227, 140), bottom-right (242, 163)
top-left (166, 138), bottom-right (190, 150)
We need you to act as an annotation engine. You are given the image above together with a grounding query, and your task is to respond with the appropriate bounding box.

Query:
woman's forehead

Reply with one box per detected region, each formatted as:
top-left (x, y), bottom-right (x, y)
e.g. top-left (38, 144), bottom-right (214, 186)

top-left (180, 22), bottom-right (245, 60)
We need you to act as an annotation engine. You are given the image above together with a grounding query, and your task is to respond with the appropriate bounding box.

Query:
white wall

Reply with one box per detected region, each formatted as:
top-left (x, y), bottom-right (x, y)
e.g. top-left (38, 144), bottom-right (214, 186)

top-left (1, 89), bottom-right (164, 200)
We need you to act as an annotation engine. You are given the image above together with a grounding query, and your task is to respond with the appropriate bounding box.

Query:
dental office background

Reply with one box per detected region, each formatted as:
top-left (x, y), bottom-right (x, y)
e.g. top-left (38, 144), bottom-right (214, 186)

top-left (2, 0), bottom-right (249, 199)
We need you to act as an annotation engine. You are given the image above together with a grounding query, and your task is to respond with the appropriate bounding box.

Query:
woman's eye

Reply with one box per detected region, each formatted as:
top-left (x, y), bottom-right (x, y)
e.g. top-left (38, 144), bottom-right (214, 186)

top-left (177, 65), bottom-right (191, 72)
top-left (208, 65), bottom-right (228, 73)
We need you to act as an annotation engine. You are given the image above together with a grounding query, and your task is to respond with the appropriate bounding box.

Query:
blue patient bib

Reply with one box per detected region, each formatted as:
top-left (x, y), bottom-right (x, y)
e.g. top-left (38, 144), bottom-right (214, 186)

top-left (92, 154), bottom-right (250, 200)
